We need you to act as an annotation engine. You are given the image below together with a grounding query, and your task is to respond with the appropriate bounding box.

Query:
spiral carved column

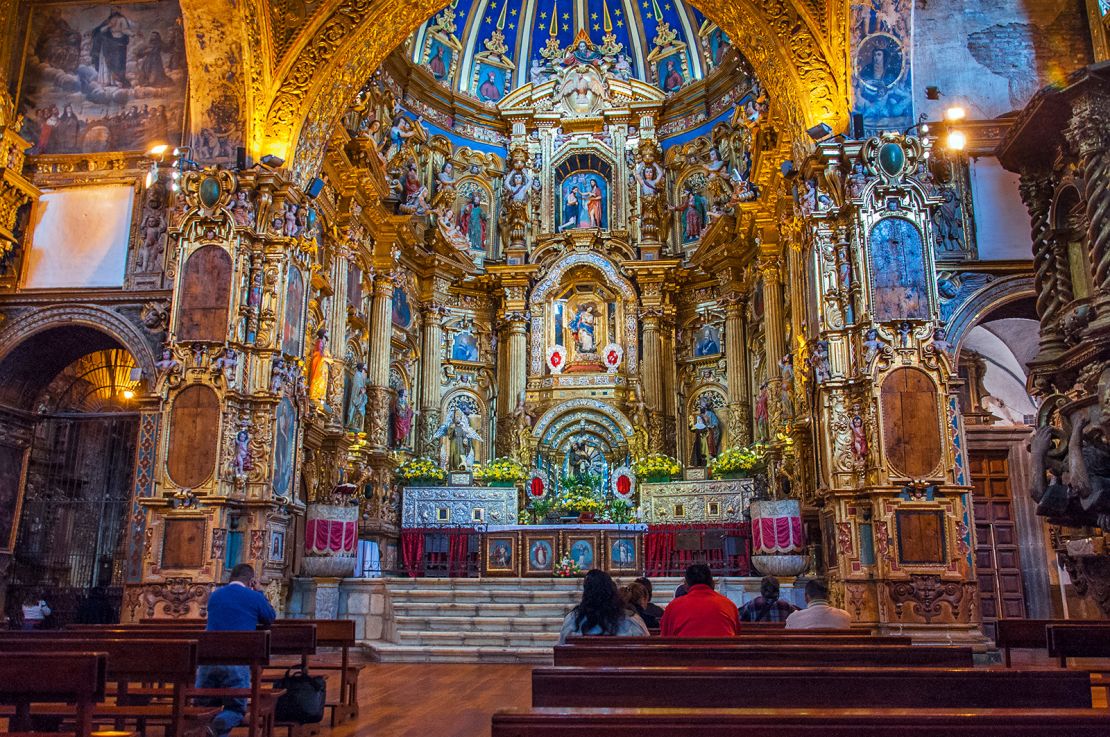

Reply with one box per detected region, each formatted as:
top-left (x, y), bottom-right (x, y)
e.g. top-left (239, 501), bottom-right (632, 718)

top-left (1072, 97), bottom-right (1110, 328)
top-left (1019, 174), bottom-right (1066, 362)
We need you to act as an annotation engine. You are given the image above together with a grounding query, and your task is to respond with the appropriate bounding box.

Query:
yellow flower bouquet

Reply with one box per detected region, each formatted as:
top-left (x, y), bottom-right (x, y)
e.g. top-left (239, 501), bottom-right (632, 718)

top-left (395, 456), bottom-right (447, 486)
top-left (709, 444), bottom-right (766, 479)
top-left (631, 453), bottom-right (682, 482)
top-left (472, 457), bottom-right (527, 487)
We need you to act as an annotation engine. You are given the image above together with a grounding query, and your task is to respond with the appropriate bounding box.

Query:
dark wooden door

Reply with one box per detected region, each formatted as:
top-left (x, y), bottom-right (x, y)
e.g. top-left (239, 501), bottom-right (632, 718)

top-left (970, 451), bottom-right (1026, 640)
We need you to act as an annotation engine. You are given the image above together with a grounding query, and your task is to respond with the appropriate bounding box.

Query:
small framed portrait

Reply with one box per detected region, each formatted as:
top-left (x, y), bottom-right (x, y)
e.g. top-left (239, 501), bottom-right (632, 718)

top-left (269, 529), bottom-right (285, 563)
top-left (562, 532), bottom-right (600, 571)
top-left (524, 534), bottom-right (557, 576)
top-left (606, 535), bottom-right (640, 573)
top-left (484, 535), bottom-right (518, 576)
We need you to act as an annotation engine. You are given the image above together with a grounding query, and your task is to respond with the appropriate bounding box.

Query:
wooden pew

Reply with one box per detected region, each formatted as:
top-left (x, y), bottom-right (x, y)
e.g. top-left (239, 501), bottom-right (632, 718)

top-left (134, 619), bottom-right (360, 726)
top-left (530, 666), bottom-right (1094, 709)
top-left (490, 707), bottom-right (1110, 736)
top-left (994, 618), bottom-right (1066, 666)
top-left (1046, 623), bottom-right (1110, 667)
top-left (2, 629), bottom-right (272, 737)
top-left (564, 634), bottom-right (914, 646)
top-left (553, 643), bottom-right (974, 667)
top-left (0, 638), bottom-right (207, 737)
top-left (0, 652), bottom-right (107, 737)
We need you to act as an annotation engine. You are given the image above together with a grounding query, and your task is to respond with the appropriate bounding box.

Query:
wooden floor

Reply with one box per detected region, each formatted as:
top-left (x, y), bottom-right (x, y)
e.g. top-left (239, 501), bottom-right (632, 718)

top-left (320, 653), bottom-right (1108, 737)
top-left (327, 662), bottom-right (532, 737)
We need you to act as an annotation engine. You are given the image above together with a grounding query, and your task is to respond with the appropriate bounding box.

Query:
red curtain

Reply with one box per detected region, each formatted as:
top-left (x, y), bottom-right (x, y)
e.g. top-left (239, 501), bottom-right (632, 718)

top-left (305, 519), bottom-right (357, 554)
top-left (644, 523), bottom-right (751, 577)
top-left (400, 528), bottom-right (478, 578)
top-left (752, 516), bottom-right (804, 555)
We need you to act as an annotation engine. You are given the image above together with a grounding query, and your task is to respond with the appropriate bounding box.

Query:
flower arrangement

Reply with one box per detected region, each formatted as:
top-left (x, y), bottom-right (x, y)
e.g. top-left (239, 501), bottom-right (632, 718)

top-left (599, 498), bottom-right (635, 524)
top-left (472, 457), bottom-right (527, 486)
top-left (631, 453), bottom-right (682, 481)
top-left (559, 488), bottom-right (605, 515)
top-left (395, 456), bottom-right (447, 485)
top-left (553, 554), bottom-right (584, 577)
top-left (709, 444), bottom-right (766, 479)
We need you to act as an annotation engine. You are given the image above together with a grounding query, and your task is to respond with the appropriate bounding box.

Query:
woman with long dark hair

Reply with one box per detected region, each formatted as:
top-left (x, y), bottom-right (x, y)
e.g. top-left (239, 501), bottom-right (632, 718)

top-left (558, 569), bottom-right (648, 644)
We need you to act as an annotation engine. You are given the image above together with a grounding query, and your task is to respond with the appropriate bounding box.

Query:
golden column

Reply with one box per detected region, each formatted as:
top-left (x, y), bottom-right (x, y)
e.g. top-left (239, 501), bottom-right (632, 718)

top-left (493, 270), bottom-right (532, 457)
top-left (366, 269), bottom-right (394, 450)
top-left (416, 275), bottom-right (450, 456)
top-left (722, 291), bottom-right (752, 446)
top-left (759, 240), bottom-right (786, 434)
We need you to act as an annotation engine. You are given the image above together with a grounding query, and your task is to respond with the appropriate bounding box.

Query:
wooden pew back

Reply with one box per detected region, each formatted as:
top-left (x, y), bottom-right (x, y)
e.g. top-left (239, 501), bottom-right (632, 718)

top-left (490, 707), bottom-right (1110, 736)
top-left (1046, 623), bottom-right (1110, 664)
top-left (0, 652), bottom-right (107, 737)
top-left (565, 635), bottom-right (913, 647)
top-left (553, 643), bottom-right (974, 667)
top-left (0, 636), bottom-right (198, 682)
top-left (530, 666), bottom-right (1093, 709)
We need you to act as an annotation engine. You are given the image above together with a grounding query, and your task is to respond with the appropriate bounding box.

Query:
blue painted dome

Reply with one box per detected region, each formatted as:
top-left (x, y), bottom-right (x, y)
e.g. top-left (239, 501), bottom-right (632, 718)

top-left (409, 0), bottom-right (734, 103)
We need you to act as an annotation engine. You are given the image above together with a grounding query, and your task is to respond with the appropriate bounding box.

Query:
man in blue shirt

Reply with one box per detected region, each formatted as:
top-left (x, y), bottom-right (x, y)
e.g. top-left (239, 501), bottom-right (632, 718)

top-left (198, 564), bottom-right (276, 737)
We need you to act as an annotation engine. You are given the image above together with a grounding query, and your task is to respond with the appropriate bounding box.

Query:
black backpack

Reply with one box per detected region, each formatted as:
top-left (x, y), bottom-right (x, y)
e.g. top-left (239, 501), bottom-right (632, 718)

top-left (274, 667), bottom-right (327, 724)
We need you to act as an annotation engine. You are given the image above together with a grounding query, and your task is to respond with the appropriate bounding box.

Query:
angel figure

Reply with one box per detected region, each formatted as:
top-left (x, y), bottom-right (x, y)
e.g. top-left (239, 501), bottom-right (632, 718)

top-left (431, 160), bottom-right (456, 208)
top-left (705, 147), bottom-right (732, 204)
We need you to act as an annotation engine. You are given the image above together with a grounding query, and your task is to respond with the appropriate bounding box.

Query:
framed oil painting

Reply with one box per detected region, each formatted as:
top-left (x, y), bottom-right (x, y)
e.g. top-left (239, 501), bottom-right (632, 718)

top-left (869, 217), bottom-right (930, 322)
top-left (524, 533), bottom-right (557, 577)
top-left (562, 532), bottom-right (600, 571)
top-left (605, 534), bottom-right (640, 574)
top-left (484, 534), bottom-right (517, 576)
top-left (17, 0), bottom-right (188, 155)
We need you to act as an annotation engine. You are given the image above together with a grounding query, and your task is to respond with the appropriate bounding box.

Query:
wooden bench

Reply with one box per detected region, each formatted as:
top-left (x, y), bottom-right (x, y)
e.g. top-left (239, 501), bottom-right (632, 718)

top-left (1046, 623), bottom-right (1110, 667)
top-left (0, 636), bottom-right (211, 737)
top-left (490, 707), bottom-right (1110, 736)
top-left (0, 652), bottom-right (107, 737)
top-left (994, 618), bottom-right (1070, 666)
top-left (134, 619), bottom-right (360, 726)
top-left (530, 666), bottom-right (1094, 709)
top-left (4, 629), bottom-right (273, 737)
top-left (565, 634), bottom-right (914, 646)
top-left (553, 643), bottom-right (974, 668)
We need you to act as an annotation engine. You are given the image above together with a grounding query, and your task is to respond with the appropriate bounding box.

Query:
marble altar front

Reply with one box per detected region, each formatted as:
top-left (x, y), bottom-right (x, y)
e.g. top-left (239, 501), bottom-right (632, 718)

top-left (639, 478), bottom-right (755, 524)
top-left (401, 485), bottom-right (519, 527)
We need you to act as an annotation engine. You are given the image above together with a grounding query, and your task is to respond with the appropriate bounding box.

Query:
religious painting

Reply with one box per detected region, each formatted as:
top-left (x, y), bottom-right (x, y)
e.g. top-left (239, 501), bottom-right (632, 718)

top-left (18, 0), bottom-right (188, 155)
top-left (451, 330), bottom-right (480, 362)
top-left (675, 182), bottom-right (708, 243)
top-left (868, 217), bottom-right (930, 322)
top-left (271, 397), bottom-right (297, 498)
top-left (703, 27), bottom-right (732, 69)
top-left (426, 38), bottom-right (456, 83)
top-left (269, 528), bottom-right (285, 563)
top-left (851, 0), bottom-right (913, 134)
top-left (392, 284), bottom-right (412, 328)
top-left (524, 534), bottom-right (556, 576)
top-left (0, 444), bottom-right (29, 554)
top-left (655, 57), bottom-right (687, 93)
top-left (484, 535), bottom-right (517, 576)
top-left (558, 172), bottom-right (607, 231)
top-left (568, 301), bottom-right (600, 356)
top-left (281, 267), bottom-right (305, 355)
top-left (693, 324), bottom-right (721, 357)
top-left (607, 536), bottom-right (639, 573)
top-left (565, 535), bottom-right (597, 569)
top-left (474, 62), bottom-right (508, 103)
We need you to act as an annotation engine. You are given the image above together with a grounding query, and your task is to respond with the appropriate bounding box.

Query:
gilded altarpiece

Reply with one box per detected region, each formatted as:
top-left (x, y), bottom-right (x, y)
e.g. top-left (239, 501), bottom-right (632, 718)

top-left (801, 134), bottom-right (980, 638)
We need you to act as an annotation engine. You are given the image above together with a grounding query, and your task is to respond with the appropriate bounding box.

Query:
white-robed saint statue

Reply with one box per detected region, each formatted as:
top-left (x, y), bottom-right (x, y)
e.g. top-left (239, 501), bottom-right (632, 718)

top-left (434, 408), bottom-right (482, 470)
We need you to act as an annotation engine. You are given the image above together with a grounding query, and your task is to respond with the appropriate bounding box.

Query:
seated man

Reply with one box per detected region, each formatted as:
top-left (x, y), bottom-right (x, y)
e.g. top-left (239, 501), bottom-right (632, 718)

top-left (659, 563), bottom-right (739, 637)
top-left (197, 563), bottom-right (277, 737)
top-left (738, 575), bottom-right (800, 622)
top-left (784, 578), bottom-right (852, 630)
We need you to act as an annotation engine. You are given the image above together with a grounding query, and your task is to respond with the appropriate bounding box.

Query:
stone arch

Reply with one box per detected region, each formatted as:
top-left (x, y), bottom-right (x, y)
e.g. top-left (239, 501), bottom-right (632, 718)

top-left (0, 304), bottom-right (158, 402)
top-left (946, 275), bottom-right (1036, 364)
top-left (230, 0), bottom-right (847, 182)
top-left (532, 398), bottom-right (634, 439)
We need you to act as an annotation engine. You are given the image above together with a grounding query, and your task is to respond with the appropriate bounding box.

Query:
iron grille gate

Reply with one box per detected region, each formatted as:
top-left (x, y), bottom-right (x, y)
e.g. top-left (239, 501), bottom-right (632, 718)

top-left (6, 412), bottom-right (138, 627)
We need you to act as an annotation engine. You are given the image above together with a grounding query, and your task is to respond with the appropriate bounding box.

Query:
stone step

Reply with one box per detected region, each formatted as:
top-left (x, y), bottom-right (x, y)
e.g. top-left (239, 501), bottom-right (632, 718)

top-left (386, 588), bottom-right (583, 603)
top-left (397, 630), bottom-right (561, 648)
top-left (394, 614), bottom-right (566, 632)
top-left (391, 601), bottom-right (574, 618)
top-left (364, 642), bottom-right (554, 664)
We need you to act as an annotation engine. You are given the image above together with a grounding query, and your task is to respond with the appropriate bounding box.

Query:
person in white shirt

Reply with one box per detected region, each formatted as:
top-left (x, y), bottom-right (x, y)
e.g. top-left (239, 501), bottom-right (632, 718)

top-left (784, 578), bottom-right (852, 630)
top-left (21, 595), bottom-right (51, 630)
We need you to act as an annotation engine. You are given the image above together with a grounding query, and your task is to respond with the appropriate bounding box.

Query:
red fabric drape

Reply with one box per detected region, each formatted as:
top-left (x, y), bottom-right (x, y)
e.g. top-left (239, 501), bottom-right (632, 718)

top-left (305, 519), bottom-right (357, 554)
top-left (643, 523), bottom-right (751, 577)
top-left (752, 516), bottom-right (804, 555)
top-left (400, 528), bottom-right (478, 577)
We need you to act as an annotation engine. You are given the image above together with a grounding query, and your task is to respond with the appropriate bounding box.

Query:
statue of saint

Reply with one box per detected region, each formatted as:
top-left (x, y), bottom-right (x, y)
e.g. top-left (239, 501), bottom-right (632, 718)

top-left (434, 408), bottom-right (481, 470)
top-left (459, 192), bottom-right (487, 250)
top-left (346, 363), bottom-right (367, 431)
top-left (308, 328), bottom-right (329, 404)
top-left (568, 436), bottom-right (596, 479)
top-left (393, 388), bottom-right (414, 447)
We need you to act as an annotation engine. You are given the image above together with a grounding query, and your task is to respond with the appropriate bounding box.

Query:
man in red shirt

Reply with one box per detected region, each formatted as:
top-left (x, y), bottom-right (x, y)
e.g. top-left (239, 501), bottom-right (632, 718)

top-left (659, 563), bottom-right (740, 636)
